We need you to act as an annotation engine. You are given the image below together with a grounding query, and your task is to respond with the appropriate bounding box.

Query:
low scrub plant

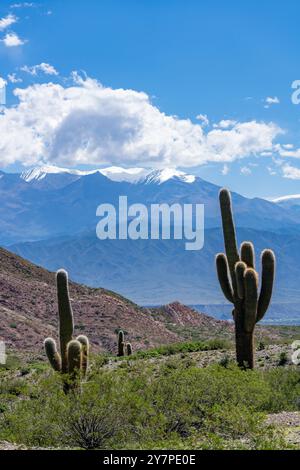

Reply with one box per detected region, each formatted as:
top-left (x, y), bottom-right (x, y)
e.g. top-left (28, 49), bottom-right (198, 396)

top-left (0, 356), bottom-right (298, 449)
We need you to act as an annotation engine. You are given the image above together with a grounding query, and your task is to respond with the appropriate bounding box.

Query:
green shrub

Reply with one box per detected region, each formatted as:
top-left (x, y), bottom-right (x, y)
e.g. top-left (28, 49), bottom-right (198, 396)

top-left (125, 339), bottom-right (229, 360)
top-left (0, 357), bottom-right (298, 449)
top-left (263, 368), bottom-right (300, 412)
top-left (278, 351), bottom-right (288, 367)
top-left (218, 354), bottom-right (231, 368)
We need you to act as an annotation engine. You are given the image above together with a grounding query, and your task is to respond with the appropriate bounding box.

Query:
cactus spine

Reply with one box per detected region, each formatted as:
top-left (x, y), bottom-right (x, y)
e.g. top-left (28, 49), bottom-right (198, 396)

top-left (44, 269), bottom-right (90, 391)
top-left (216, 189), bottom-right (275, 369)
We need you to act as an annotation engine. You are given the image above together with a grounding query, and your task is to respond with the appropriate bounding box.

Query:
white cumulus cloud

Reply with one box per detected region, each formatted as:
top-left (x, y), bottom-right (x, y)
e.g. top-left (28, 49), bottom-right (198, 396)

top-left (221, 164), bottom-right (229, 175)
top-left (0, 75), bottom-right (283, 169)
top-left (0, 76), bottom-right (7, 88)
top-left (2, 32), bottom-right (25, 47)
top-left (213, 119), bottom-right (237, 129)
top-left (21, 63), bottom-right (58, 76)
top-left (282, 163), bottom-right (300, 179)
top-left (10, 2), bottom-right (35, 8)
top-left (0, 14), bottom-right (17, 31)
top-left (276, 143), bottom-right (300, 159)
top-left (264, 96), bottom-right (280, 109)
top-left (7, 73), bottom-right (22, 83)
top-left (196, 114), bottom-right (209, 126)
top-left (240, 166), bottom-right (252, 176)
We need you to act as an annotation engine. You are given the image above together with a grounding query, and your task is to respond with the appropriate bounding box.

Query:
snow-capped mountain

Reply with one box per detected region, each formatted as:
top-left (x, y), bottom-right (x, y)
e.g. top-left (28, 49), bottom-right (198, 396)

top-left (21, 165), bottom-right (96, 182)
top-left (1, 166), bottom-right (300, 310)
top-left (271, 193), bottom-right (300, 208)
top-left (99, 166), bottom-right (149, 183)
top-left (0, 166), bottom-right (298, 247)
top-left (142, 168), bottom-right (196, 184)
top-left (20, 165), bottom-right (196, 185)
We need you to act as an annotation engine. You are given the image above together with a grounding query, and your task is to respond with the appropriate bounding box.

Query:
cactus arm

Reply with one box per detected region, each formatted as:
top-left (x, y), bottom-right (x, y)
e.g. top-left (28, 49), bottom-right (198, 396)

top-left (244, 268), bottom-right (259, 333)
top-left (76, 335), bottom-right (89, 377)
top-left (219, 189), bottom-right (240, 290)
top-left (216, 253), bottom-right (234, 303)
top-left (67, 340), bottom-right (82, 373)
top-left (235, 261), bottom-right (247, 299)
top-left (44, 337), bottom-right (62, 372)
top-left (241, 242), bottom-right (255, 269)
top-left (257, 249), bottom-right (275, 322)
top-left (127, 343), bottom-right (133, 356)
top-left (56, 269), bottom-right (74, 373)
top-left (66, 340), bottom-right (82, 392)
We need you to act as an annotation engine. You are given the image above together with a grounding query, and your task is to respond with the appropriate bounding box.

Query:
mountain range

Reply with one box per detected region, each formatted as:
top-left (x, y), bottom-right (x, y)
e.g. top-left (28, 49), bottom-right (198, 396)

top-left (0, 247), bottom-right (231, 352)
top-left (0, 164), bottom-right (300, 324)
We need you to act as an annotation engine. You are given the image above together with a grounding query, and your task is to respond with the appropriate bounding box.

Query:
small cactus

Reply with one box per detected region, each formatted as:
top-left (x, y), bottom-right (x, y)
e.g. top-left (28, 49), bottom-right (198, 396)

top-left (126, 343), bottom-right (133, 356)
top-left (216, 189), bottom-right (275, 369)
top-left (44, 269), bottom-right (90, 392)
top-left (117, 330), bottom-right (133, 356)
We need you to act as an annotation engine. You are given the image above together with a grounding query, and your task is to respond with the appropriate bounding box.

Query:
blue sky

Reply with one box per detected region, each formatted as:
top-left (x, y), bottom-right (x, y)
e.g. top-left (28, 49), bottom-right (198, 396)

top-left (1, 0), bottom-right (300, 198)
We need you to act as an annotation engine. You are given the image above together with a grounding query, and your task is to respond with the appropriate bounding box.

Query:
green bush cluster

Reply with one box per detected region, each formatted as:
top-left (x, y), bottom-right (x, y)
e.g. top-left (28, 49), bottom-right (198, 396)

top-left (123, 339), bottom-right (229, 360)
top-left (0, 358), bottom-right (298, 450)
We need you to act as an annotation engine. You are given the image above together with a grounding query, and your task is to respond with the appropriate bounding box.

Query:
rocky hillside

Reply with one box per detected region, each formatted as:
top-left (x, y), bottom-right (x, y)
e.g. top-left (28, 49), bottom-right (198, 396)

top-left (0, 248), bottom-right (232, 354)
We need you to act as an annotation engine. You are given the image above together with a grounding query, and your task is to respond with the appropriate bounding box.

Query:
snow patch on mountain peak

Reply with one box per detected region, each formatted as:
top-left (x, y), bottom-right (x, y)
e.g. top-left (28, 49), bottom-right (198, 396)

top-left (21, 165), bottom-right (197, 185)
top-left (271, 194), bottom-right (300, 203)
top-left (143, 168), bottom-right (196, 184)
top-left (21, 165), bottom-right (95, 182)
top-left (99, 166), bottom-right (149, 183)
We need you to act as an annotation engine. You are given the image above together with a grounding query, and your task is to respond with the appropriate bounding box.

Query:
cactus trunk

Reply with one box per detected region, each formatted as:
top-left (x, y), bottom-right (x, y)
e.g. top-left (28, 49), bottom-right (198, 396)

top-left (234, 307), bottom-right (254, 369)
top-left (56, 269), bottom-right (74, 373)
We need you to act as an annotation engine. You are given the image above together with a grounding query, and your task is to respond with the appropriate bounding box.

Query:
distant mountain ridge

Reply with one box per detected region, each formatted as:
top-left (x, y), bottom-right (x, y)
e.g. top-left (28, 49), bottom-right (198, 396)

top-left (271, 193), bottom-right (300, 211)
top-left (10, 226), bottom-right (300, 308)
top-left (0, 247), bottom-right (231, 352)
top-left (20, 165), bottom-right (196, 185)
top-left (1, 165), bottom-right (299, 245)
top-left (0, 165), bottom-right (300, 321)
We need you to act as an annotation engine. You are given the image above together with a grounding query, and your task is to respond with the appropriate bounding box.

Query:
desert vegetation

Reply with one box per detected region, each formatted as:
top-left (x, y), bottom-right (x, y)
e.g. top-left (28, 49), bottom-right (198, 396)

top-left (0, 351), bottom-right (299, 450)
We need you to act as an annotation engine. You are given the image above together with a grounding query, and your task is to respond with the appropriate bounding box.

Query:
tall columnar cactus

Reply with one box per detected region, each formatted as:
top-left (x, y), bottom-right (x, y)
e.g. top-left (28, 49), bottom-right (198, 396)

top-left (44, 269), bottom-right (90, 391)
top-left (117, 330), bottom-right (133, 356)
top-left (216, 189), bottom-right (275, 369)
top-left (117, 330), bottom-right (126, 357)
